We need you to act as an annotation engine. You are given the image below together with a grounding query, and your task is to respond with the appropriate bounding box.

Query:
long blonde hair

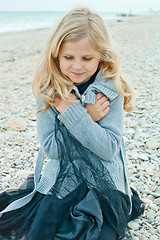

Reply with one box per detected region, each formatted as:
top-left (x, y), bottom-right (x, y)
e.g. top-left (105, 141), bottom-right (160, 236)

top-left (33, 7), bottom-right (134, 112)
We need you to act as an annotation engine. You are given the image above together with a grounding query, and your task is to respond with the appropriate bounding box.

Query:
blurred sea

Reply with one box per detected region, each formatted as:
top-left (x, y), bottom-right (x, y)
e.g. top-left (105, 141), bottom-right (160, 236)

top-left (0, 11), bottom-right (119, 33)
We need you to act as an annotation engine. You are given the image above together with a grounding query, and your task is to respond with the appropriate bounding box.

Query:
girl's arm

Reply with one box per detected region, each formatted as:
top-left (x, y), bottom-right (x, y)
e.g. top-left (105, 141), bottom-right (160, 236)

top-left (55, 92), bottom-right (110, 122)
top-left (57, 94), bottom-right (123, 161)
top-left (36, 98), bottom-right (60, 159)
top-left (36, 93), bottom-right (109, 160)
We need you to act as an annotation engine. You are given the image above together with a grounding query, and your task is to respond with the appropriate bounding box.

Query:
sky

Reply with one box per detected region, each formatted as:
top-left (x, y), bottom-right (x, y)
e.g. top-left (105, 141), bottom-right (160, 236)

top-left (0, 0), bottom-right (160, 13)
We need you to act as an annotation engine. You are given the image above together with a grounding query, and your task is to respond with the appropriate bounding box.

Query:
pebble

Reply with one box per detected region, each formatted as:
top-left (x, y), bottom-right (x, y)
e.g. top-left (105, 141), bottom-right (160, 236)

top-left (154, 197), bottom-right (160, 205)
top-left (152, 193), bottom-right (160, 198)
top-left (155, 216), bottom-right (160, 223)
top-left (4, 120), bottom-right (26, 131)
top-left (132, 237), bottom-right (139, 240)
top-left (146, 139), bottom-right (160, 150)
top-left (149, 204), bottom-right (159, 212)
top-left (149, 228), bottom-right (157, 235)
top-left (147, 195), bottom-right (155, 201)
top-left (2, 175), bottom-right (11, 181)
top-left (1, 182), bottom-right (9, 190)
top-left (154, 186), bottom-right (160, 194)
top-left (149, 235), bottom-right (159, 240)
top-left (142, 198), bottom-right (153, 204)
top-left (157, 211), bottom-right (160, 216)
top-left (128, 221), bottom-right (140, 230)
top-left (147, 211), bottom-right (156, 222)
top-left (139, 153), bottom-right (149, 161)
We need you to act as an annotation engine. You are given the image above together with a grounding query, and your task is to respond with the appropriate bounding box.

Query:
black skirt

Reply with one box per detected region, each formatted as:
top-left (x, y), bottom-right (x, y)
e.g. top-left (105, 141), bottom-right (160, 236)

top-left (0, 118), bottom-right (144, 239)
top-left (0, 182), bottom-right (144, 240)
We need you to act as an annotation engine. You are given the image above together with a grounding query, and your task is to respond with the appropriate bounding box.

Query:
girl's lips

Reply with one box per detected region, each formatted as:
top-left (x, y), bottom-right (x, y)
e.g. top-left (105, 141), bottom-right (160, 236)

top-left (71, 72), bottom-right (84, 77)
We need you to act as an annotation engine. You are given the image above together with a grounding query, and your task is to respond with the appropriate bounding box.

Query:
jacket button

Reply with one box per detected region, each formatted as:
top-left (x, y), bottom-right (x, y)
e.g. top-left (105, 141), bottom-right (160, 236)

top-left (82, 95), bottom-right (85, 102)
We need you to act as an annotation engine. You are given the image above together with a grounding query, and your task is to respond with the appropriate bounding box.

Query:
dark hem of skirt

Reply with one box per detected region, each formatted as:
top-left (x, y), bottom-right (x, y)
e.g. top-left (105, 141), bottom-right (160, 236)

top-left (0, 184), bottom-right (144, 240)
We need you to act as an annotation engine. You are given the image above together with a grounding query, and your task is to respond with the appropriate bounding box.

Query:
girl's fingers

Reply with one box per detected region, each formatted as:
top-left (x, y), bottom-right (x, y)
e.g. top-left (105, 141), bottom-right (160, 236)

top-left (96, 92), bottom-right (107, 101)
top-left (101, 100), bottom-right (109, 108)
top-left (103, 106), bottom-right (110, 115)
top-left (96, 92), bottom-right (103, 98)
top-left (86, 93), bottom-right (110, 121)
top-left (96, 96), bottom-right (109, 106)
top-left (97, 106), bottom-right (110, 120)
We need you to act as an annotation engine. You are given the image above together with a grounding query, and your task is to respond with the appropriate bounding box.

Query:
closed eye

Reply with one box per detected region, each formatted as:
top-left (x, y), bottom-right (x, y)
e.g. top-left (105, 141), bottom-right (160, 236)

top-left (64, 56), bottom-right (93, 61)
top-left (64, 56), bottom-right (73, 60)
top-left (83, 57), bottom-right (93, 61)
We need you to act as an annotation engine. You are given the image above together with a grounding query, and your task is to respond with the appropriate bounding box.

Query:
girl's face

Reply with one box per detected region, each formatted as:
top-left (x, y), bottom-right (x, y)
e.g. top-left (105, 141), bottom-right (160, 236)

top-left (58, 38), bottom-right (100, 85)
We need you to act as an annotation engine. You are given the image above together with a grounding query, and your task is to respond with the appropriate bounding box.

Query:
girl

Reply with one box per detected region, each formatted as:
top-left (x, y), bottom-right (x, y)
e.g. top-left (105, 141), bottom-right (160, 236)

top-left (0, 7), bottom-right (144, 240)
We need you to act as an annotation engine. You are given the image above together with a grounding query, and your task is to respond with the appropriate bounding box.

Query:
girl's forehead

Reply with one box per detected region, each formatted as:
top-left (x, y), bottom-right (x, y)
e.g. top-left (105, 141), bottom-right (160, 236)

top-left (59, 38), bottom-right (98, 55)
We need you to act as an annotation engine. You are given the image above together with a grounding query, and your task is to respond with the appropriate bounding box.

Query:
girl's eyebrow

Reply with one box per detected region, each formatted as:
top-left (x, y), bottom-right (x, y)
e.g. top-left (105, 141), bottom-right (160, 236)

top-left (62, 53), bottom-right (94, 57)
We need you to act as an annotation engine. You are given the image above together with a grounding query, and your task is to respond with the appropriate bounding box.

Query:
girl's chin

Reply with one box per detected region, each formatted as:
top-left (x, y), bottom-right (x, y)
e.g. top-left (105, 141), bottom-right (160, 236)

top-left (72, 79), bottom-right (89, 85)
top-left (69, 76), bottom-right (90, 85)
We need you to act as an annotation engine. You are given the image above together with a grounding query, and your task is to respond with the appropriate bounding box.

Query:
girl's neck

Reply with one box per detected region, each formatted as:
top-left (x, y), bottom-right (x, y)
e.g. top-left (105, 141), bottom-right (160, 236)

top-left (76, 68), bottom-right (99, 94)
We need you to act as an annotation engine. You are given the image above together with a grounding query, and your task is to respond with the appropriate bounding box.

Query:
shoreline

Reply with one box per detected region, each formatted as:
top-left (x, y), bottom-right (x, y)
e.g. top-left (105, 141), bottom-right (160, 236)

top-left (0, 12), bottom-right (159, 36)
top-left (0, 27), bottom-right (49, 37)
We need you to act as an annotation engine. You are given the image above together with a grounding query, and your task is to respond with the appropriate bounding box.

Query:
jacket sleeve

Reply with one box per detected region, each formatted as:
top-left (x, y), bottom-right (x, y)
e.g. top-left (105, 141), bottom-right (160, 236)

top-left (36, 98), bottom-right (60, 159)
top-left (57, 93), bottom-right (124, 161)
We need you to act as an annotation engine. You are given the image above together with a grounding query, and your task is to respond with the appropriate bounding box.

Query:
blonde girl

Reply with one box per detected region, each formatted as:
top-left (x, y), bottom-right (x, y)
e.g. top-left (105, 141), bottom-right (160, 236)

top-left (0, 7), bottom-right (144, 240)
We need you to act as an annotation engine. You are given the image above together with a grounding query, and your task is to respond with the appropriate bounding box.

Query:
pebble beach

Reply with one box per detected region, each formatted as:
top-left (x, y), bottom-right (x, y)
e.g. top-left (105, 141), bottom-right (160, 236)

top-left (0, 13), bottom-right (160, 239)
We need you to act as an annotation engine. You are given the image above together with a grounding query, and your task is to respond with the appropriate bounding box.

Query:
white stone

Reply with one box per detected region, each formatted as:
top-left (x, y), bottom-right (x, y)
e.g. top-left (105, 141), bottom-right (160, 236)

top-left (2, 175), bottom-right (11, 181)
top-left (149, 228), bottom-right (157, 234)
top-left (154, 197), bottom-right (160, 205)
top-left (128, 221), bottom-right (140, 230)
top-left (157, 226), bottom-right (160, 234)
top-left (1, 182), bottom-right (9, 190)
top-left (155, 216), bottom-right (160, 223)
top-left (149, 235), bottom-right (158, 240)
top-left (149, 203), bottom-right (159, 212)
top-left (145, 168), bottom-right (154, 174)
top-left (16, 170), bottom-right (33, 177)
top-left (141, 198), bottom-right (153, 204)
top-left (146, 139), bottom-right (160, 150)
top-left (155, 186), bottom-right (160, 194)
top-left (147, 211), bottom-right (155, 221)
top-left (139, 153), bottom-right (149, 161)
top-left (132, 236), bottom-right (139, 240)
top-left (4, 120), bottom-right (26, 131)
top-left (147, 195), bottom-right (155, 201)
top-left (15, 159), bottom-right (21, 165)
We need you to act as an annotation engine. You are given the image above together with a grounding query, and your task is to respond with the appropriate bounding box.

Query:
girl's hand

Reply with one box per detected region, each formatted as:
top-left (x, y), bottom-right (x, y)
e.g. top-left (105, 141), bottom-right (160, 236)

top-left (85, 92), bottom-right (110, 121)
top-left (54, 94), bottom-right (78, 114)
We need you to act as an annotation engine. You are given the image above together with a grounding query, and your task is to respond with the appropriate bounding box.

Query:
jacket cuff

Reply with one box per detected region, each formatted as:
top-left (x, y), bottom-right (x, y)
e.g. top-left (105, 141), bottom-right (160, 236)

top-left (57, 101), bottom-right (87, 129)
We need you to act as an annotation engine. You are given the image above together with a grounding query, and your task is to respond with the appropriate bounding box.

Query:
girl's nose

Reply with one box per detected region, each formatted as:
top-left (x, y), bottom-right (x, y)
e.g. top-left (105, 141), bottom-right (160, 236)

top-left (72, 60), bottom-right (83, 70)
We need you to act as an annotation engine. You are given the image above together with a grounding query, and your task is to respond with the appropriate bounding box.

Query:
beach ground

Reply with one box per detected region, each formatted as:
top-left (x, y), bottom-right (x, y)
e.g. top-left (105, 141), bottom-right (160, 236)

top-left (0, 14), bottom-right (160, 239)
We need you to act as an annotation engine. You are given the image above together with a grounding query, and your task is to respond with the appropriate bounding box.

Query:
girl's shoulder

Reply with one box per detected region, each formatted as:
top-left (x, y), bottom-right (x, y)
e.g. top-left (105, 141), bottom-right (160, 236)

top-left (89, 71), bottom-right (120, 101)
top-left (94, 71), bottom-right (117, 91)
